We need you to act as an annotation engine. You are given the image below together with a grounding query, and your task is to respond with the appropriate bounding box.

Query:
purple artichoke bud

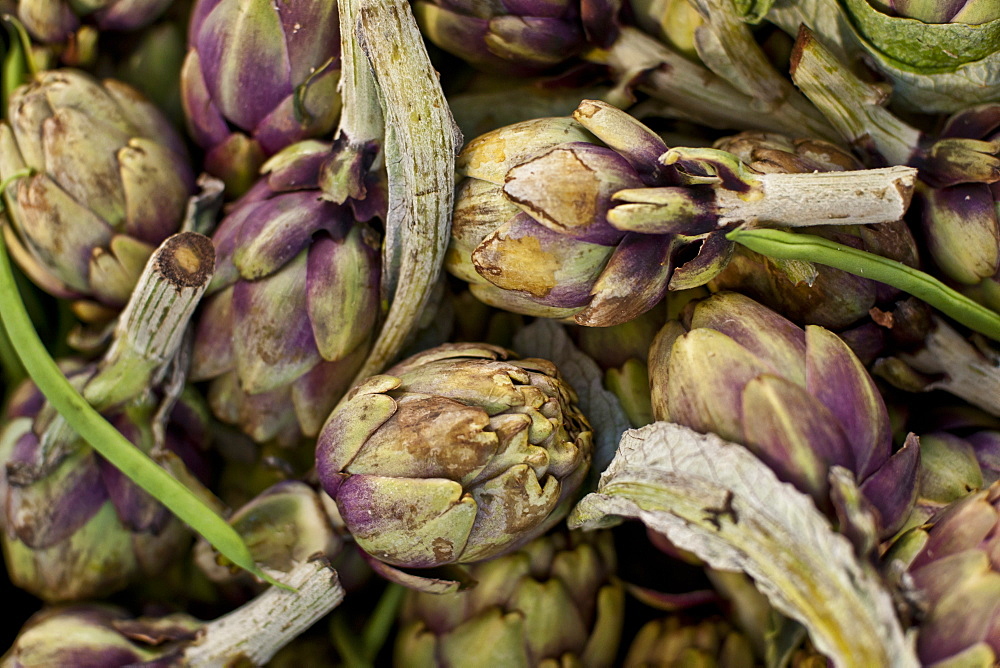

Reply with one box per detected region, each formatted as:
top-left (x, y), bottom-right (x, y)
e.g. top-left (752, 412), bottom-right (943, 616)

top-left (316, 343), bottom-right (593, 574)
top-left (914, 105), bottom-right (1000, 287)
top-left (181, 0), bottom-right (341, 196)
top-left (17, 0), bottom-right (173, 43)
top-left (413, 0), bottom-right (619, 75)
top-left (0, 368), bottom-right (211, 602)
top-left (190, 140), bottom-right (383, 445)
top-left (0, 69), bottom-right (196, 322)
top-left (648, 292), bottom-right (919, 537)
top-left (885, 481), bottom-right (1000, 665)
top-left (448, 100), bottom-right (739, 328)
top-left (866, 0), bottom-right (998, 24)
top-left (623, 616), bottom-right (755, 668)
top-left (394, 530), bottom-right (623, 666)
top-left (2, 604), bottom-right (202, 666)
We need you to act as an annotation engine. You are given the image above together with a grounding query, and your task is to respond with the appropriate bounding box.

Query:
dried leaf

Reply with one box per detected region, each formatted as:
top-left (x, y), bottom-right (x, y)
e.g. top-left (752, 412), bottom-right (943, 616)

top-left (569, 421), bottom-right (917, 667)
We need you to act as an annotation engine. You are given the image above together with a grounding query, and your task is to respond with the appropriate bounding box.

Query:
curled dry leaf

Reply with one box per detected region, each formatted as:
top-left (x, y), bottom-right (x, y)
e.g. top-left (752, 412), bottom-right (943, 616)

top-left (568, 421), bottom-right (917, 667)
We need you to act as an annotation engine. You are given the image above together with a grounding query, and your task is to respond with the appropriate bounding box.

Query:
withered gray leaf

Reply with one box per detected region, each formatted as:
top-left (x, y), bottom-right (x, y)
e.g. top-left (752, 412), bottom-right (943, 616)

top-left (569, 421), bottom-right (917, 667)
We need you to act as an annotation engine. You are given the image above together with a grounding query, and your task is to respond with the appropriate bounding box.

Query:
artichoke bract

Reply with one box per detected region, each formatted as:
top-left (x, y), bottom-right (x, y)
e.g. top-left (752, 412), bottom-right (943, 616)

top-left (190, 140), bottom-right (383, 446)
top-left (0, 69), bottom-right (195, 322)
top-left (648, 292), bottom-right (919, 538)
top-left (0, 366), bottom-right (212, 602)
top-left (316, 343), bottom-right (592, 573)
top-left (394, 530), bottom-right (623, 667)
top-left (886, 481), bottom-right (1000, 665)
top-left (181, 0), bottom-right (341, 195)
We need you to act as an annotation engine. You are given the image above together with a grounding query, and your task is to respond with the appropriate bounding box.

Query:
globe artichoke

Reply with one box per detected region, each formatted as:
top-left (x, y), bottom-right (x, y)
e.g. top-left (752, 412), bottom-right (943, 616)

top-left (316, 343), bottom-right (592, 576)
top-left (2, 603), bottom-right (202, 666)
top-left (866, 0), bottom-right (998, 23)
top-left (17, 0), bottom-right (172, 44)
top-left (190, 140), bottom-right (383, 446)
top-left (449, 99), bottom-right (915, 328)
top-left (623, 615), bottom-right (755, 668)
top-left (181, 0), bottom-right (341, 195)
top-left (394, 529), bottom-right (623, 667)
top-left (447, 99), bottom-right (731, 328)
top-left (648, 291), bottom-right (919, 537)
top-left (885, 480), bottom-right (1000, 665)
top-left (0, 365), bottom-right (211, 601)
top-left (0, 69), bottom-right (196, 322)
top-left (195, 480), bottom-right (341, 586)
top-left (412, 0), bottom-right (619, 76)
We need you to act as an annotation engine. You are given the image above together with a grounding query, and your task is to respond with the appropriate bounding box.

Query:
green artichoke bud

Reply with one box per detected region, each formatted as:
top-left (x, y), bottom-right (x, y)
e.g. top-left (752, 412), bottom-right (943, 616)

top-left (649, 292), bottom-right (919, 538)
top-left (885, 481), bottom-right (1000, 665)
top-left (623, 615), bottom-right (755, 668)
top-left (572, 306), bottom-right (667, 427)
top-left (394, 530), bottom-right (623, 667)
top-left (1, 604), bottom-right (202, 666)
top-left (196, 480), bottom-right (341, 585)
top-left (0, 367), bottom-right (212, 601)
top-left (190, 140), bottom-right (383, 445)
top-left (0, 69), bottom-right (195, 322)
top-left (316, 343), bottom-right (593, 580)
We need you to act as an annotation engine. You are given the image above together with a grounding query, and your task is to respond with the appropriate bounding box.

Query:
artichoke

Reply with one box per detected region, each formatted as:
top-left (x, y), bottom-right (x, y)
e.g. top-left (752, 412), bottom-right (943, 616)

top-left (0, 366), bottom-right (211, 601)
top-left (448, 99), bottom-right (735, 328)
top-left (412, 0), bottom-right (619, 75)
top-left (0, 69), bottom-right (195, 322)
top-left (2, 604), bottom-right (201, 666)
top-left (190, 140), bottom-right (383, 446)
top-left (17, 0), bottom-right (172, 44)
top-left (648, 291), bottom-right (919, 537)
top-left (886, 480), bottom-right (1000, 665)
top-left (181, 0), bottom-right (341, 195)
top-left (623, 615), bottom-right (755, 668)
top-left (316, 343), bottom-right (592, 576)
top-left (866, 0), bottom-right (998, 23)
top-left (195, 480), bottom-right (342, 586)
top-left (394, 530), bottom-right (623, 667)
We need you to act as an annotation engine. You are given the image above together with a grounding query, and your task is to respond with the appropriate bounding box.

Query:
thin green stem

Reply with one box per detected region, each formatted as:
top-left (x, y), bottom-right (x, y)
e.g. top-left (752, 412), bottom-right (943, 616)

top-left (727, 228), bottom-right (1000, 342)
top-left (330, 611), bottom-right (371, 668)
top-left (0, 230), bottom-right (290, 591)
top-left (361, 583), bottom-right (406, 659)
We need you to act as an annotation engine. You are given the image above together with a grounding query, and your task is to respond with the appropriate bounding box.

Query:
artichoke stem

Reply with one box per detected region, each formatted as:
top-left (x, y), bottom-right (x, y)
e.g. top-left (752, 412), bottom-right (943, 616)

top-left (183, 559), bottom-right (345, 665)
top-left (717, 165), bottom-right (918, 227)
top-left (599, 27), bottom-right (837, 141)
top-left (898, 317), bottom-right (1000, 418)
top-left (84, 232), bottom-right (216, 410)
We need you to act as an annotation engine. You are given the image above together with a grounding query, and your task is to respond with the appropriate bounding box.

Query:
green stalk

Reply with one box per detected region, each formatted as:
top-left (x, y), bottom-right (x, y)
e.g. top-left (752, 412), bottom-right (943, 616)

top-left (0, 231), bottom-right (290, 591)
top-left (727, 228), bottom-right (1000, 342)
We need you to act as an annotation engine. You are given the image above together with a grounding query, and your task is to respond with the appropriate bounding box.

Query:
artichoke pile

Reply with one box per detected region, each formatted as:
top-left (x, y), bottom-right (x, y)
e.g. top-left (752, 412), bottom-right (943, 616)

top-left (1, 0), bottom-right (999, 665)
